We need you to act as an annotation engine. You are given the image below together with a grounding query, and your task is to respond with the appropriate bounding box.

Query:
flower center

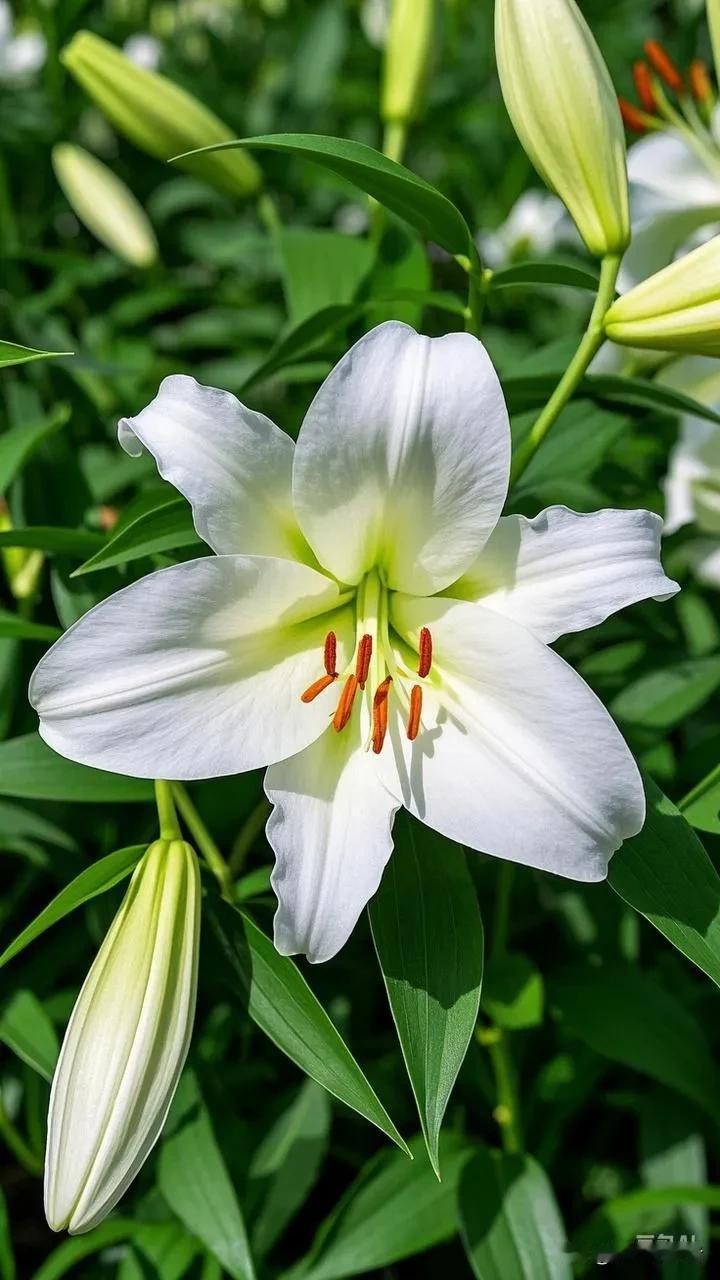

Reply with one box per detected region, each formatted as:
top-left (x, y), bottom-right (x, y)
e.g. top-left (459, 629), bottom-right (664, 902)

top-left (300, 569), bottom-right (433, 753)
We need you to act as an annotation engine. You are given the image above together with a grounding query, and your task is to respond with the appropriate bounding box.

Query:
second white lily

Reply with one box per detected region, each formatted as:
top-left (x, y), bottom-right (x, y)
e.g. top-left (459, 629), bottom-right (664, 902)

top-left (30, 323), bottom-right (678, 963)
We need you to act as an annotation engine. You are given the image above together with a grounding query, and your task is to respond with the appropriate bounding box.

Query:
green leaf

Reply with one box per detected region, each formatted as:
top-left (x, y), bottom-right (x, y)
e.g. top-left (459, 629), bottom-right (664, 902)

top-left (491, 259), bottom-right (600, 293)
top-left (73, 494), bottom-right (200, 575)
top-left (0, 527), bottom-right (103, 557)
top-left (249, 1079), bottom-right (331, 1258)
top-left (550, 963), bottom-right (720, 1121)
top-left (458, 1149), bottom-right (572, 1280)
top-left (117, 1221), bottom-right (200, 1280)
top-left (368, 816), bottom-right (483, 1176)
top-left (158, 1071), bottom-right (256, 1280)
top-left (0, 406), bottom-right (70, 494)
top-left (611, 657), bottom-right (720, 730)
top-left (640, 1090), bottom-right (708, 1250)
top-left (0, 340), bottom-right (72, 370)
top-left (679, 763), bottom-right (720, 835)
top-left (282, 1135), bottom-right (472, 1280)
top-left (176, 135), bottom-right (472, 255)
top-left (31, 1219), bottom-right (135, 1280)
top-left (0, 734), bottom-right (153, 802)
top-left (482, 953), bottom-right (544, 1030)
top-left (503, 371), bottom-right (720, 426)
top-left (0, 844), bottom-right (145, 971)
top-left (570, 1185), bottom-right (720, 1265)
top-left (0, 989), bottom-right (58, 1081)
top-left (608, 777), bottom-right (720, 990)
top-left (277, 228), bottom-right (375, 325)
top-left (207, 898), bottom-right (409, 1155)
top-left (0, 609), bottom-right (61, 642)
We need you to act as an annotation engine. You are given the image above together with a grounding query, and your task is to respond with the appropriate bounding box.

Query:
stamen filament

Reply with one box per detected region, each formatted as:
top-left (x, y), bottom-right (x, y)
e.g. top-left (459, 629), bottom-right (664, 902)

top-left (324, 631), bottom-right (337, 677)
top-left (301, 673), bottom-right (337, 703)
top-left (418, 627), bottom-right (433, 678)
top-left (333, 675), bottom-right (359, 732)
top-left (372, 676), bottom-right (392, 754)
top-left (407, 685), bottom-right (423, 741)
top-left (355, 634), bottom-right (373, 689)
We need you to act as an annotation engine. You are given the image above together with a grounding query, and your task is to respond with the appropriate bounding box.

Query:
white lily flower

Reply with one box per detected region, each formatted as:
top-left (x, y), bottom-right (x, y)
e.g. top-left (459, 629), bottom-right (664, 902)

top-left (45, 838), bottom-right (200, 1234)
top-left (30, 323), bottom-right (678, 963)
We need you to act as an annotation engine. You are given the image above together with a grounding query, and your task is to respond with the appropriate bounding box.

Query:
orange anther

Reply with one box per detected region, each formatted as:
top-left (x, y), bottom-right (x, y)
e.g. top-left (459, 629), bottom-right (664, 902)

top-left (644, 40), bottom-right (683, 93)
top-left (301, 673), bottom-right (337, 703)
top-left (355, 634), bottom-right (373, 689)
top-left (324, 631), bottom-right (337, 677)
top-left (333, 675), bottom-right (358, 732)
top-left (633, 60), bottom-right (656, 114)
top-left (406, 685), bottom-right (423, 741)
top-left (372, 676), bottom-right (392, 755)
top-left (618, 96), bottom-right (649, 134)
top-left (418, 627), bottom-right (433, 678)
top-left (690, 58), bottom-right (712, 104)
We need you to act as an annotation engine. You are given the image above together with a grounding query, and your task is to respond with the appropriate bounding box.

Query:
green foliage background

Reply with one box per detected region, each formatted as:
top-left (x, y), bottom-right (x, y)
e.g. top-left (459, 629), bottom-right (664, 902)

top-left (1, 0), bottom-right (720, 1275)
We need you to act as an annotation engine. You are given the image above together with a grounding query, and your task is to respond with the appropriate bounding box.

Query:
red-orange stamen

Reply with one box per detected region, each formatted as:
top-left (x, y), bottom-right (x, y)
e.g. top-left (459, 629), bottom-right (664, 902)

top-left (406, 685), bottom-right (423, 741)
top-left (355, 634), bottom-right (373, 688)
top-left (418, 627), bottom-right (433, 678)
top-left (324, 631), bottom-right (337, 677)
top-left (372, 677), bottom-right (392, 754)
top-left (301, 673), bottom-right (337, 703)
top-left (333, 675), bottom-right (358, 732)
top-left (618, 96), bottom-right (649, 134)
top-left (632, 60), bottom-right (656, 114)
top-left (690, 59), bottom-right (712, 104)
top-left (644, 40), bottom-right (683, 93)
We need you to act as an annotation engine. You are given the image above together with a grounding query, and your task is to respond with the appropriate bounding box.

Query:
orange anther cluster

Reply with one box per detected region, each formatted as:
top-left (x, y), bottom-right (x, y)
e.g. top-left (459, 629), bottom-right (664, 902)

top-left (324, 630), bottom-right (337, 677)
top-left (333, 675), bottom-right (359, 732)
top-left (301, 673), bottom-right (337, 704)
top-left (407, 685), bottom-right (423, 741)
top-left (355, 634), bottom-right (373, 689)
top-left (418, 627), bottom-right (433, 679)
top-left (644, 39), bottom-right (683, 93)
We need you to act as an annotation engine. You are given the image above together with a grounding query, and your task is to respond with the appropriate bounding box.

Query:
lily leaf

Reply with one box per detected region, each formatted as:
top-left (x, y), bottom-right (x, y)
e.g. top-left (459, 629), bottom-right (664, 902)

top-left (0, 733), bottom-right (153, 802)
top-left (0, 340), bottom-right (72, 369)
top-left (491, 259), bottom-right (600, 293)
top-left (0, 844), bottom-right (145, 971)
top-left (174, 134), bottom-right (473, 256)
top-left (207, 898), bottom-right (410, 1155)
top-left (369, 815), bottom-right (483, 1177)
top-left (459, 1149), bottom-right (572, 1280)
top-left (608, 777), bottom-right (720, 990)
top-left (679, 763), bottom-right (720, 835)
top-left (73, 493), bottom-right (201, 576)
top-left (0, 989), bottom-right (59, 1081)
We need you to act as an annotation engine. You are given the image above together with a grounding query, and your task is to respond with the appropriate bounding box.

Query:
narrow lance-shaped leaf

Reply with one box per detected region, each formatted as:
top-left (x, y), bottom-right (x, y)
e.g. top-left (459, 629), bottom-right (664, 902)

top-left (173, 134), bottom-right (473, 256)
top-left (158, 1071), bottom-right (256, 1280)
top-left (0, 734), bottom-right (154, 802)
top-left (73, 494), bottom-right (201, 576)
top-left (608, 776), bottom-right (720, 991)
top-left (0, 990), bottom-right (59, 1081)
top-left (0, 845), bottom-right (145, 971)
top-left (0, 340), bottom-right (73, 369)
top-left (459, 1149), bottom-right (572, 1280)
top-left (369, 814), bottom-right (484, 1177)
top-left (207, 898), bottom-right (409, 1155)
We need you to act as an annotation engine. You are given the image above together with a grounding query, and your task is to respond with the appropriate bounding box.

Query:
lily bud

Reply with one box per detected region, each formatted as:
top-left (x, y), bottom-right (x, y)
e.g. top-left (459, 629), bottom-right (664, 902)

top-left (708, 0), bottom-right (720, 86)
top-left (604, 234), bottom-right (720, 356)
top-left (52, 144), bottom-right (158, 268)
top-left (494, 0), bottom-right (630, 257)
top-left (61, 31), bottom-right (261, 198)
top-left (381, 0), bottom-right (434, 126)
top-left (45, 839), bottom-right (200, 1235)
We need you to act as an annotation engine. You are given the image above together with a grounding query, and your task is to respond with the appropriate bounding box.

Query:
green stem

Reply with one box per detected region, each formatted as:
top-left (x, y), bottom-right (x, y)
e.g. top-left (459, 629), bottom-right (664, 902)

top-left (477, 1026), bottom-right (523, 1154)
top-left (510, 253), bottom-right (621, 486)
top-left (154, 779), bottom-right (180, 840)
top-left (229, 798), bottom-right (272, 875)
top-left (172, 783), bottom-right (234, 902)
top-left (0, 1096), bottom-right (43, 1176)
top-left (382, 120), bottom-right (408, 165)
top-left (257, 191), bottom-right (281, 237)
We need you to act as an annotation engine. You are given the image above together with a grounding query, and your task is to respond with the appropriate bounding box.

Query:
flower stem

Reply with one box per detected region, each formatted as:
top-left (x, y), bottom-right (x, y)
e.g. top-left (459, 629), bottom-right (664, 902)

top-left (509, 252), bottom-right (621, 486)
top-left (154, 779), bottom-right (180, 840)
top-left (382, 120), bottom-right (408, 165)
top-left (229, 798), bottom-right (271, 875)
top-left (476, 1025), bottom-right (523, 1154)
top-left (256, 191), bottom-right (281, 237)
top-left (171, 783), bottom-right (234, 903)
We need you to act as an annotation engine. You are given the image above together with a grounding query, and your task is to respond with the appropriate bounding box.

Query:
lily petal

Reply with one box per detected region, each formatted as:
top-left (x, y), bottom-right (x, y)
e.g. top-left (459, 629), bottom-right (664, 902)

top-left (627, 131), bottom-right (720, 208)
top-left (30, 556), bottom-right (352, 779)
top-left (266, 723), bottom-right (400, 963)
top-left (118, 375), bottom-right (311, 562)
top-left (447, 506), bottom-right (678, 643)
top-left (292, 321), bottom-right (510, 595)
top-left (390, 595), bottom-right (645, 881)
